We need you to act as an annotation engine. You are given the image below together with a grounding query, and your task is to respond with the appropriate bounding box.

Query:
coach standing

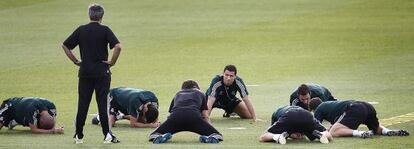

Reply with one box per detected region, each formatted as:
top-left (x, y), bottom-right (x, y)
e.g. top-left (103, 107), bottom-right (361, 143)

top-left (62, 3), bottom-right (121, 144)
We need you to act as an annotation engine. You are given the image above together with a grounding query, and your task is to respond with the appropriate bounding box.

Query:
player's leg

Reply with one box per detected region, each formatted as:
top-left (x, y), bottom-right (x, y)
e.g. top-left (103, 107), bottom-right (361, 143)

top-left (149, 113), bottom-right (183, 144)
top-left (259, 117), bottom-right (289, 144)
top-left (232, 100), bottom-right (253, 119)
top-left (330, 102), bottom-right (372, 138)
top-left (94, 76), bottom-right (119, 143)
top-left (75, 78), bottom-right (94, 141)
top-left (188, 117), bottom-right (223, 143)
top-left (363, 103), bottom-right (410, 136)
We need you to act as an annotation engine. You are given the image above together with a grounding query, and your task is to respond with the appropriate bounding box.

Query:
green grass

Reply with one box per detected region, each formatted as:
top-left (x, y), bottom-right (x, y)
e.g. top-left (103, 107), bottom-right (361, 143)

top-left (0, 0), bottom-right (413, 148)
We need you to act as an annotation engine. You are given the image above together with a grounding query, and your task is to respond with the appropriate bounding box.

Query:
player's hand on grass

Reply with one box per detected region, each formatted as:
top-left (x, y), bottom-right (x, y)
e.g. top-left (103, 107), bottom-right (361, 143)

top-left (53, 127), bottom-right (64, 134)
top-left (150, 122), bottom-right (160, 128)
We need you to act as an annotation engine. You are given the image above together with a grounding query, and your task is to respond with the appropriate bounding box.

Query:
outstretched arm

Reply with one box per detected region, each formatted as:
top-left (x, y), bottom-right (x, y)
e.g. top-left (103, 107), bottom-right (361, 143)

top-left (127, 115), bottom-right (159, 128)
top-left (206, 96), bottom-right (216, 116)
top-left (28, 124), bottom-right (64, 134)
top-left (242, 96), bottom-right (256, 121)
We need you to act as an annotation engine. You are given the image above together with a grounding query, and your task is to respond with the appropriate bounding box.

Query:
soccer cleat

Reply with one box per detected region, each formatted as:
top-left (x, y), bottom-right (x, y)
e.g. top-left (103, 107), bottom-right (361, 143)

top-left (153, 133), bottom-right (172, 144)
top-left (104, 133), bottom-right (120, 144)
top-left (74, 135), bottom-right (83, 144)
top-left (8, 120), bottom-right (18, 130)
top-left (91, 114), bottom-right (100, 125)
top-left (199, 135), bottom-right (219, 144)
top-left (222, 112), bottom-right (237, 118)
top-left (319, 131), bottom-right (330, 144)
top-left (386, 130), bottom-right (410, 136)
top-left (360, 131), bottom-right (374, 139)
top-left (312, 130), bottom-right (329, 143)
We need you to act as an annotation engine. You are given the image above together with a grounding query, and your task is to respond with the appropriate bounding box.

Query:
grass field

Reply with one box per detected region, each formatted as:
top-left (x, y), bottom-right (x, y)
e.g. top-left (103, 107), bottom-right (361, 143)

top-left (0, 0), bottom-right (413, 148)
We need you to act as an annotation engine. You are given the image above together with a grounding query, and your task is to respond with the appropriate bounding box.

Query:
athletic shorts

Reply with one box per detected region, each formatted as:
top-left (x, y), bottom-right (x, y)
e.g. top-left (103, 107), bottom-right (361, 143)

top-left (0, 99), bottom-right (13, 126)
top-left (212, 97), bottom-right (241, 114)
top-left (268, 109), bottom-right (326, 141)
top-left (338, 101), bottom-right (379, 131)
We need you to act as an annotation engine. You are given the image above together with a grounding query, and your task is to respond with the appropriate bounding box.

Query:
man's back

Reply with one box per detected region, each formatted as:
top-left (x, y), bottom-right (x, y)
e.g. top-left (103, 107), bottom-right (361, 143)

top-left (314, 100), bottom-right (353, 124)
top-left (63, 22), bottom-right (119, 78)
top-left (10, 97), bottom-right (54, 126)
top-left (110, 87), bottom-right (158, 117)
top-left (169, 89), bottom-right (207, 113)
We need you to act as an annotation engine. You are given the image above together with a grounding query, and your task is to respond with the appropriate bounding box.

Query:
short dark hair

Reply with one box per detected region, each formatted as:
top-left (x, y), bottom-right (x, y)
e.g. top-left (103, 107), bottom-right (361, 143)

top-left (145, 104), bottom-right (158, 123)
top-left (181, 80), bottom-right (200, 90)
top-left (309, 97), bottom-right (323, 111)
top-left (88, 3), bottom-right (104, 21)
top-left (298, 84), bottom-right (310, 96)
top-left (38, 115), bottom-right (55, 129)
top-left (223, 64), bottom-right (237, 75)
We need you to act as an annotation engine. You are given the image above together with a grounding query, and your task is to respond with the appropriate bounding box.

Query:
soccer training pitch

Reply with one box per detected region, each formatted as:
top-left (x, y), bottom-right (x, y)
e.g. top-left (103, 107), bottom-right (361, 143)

top-left (0, 0), bottom-right (413, 148)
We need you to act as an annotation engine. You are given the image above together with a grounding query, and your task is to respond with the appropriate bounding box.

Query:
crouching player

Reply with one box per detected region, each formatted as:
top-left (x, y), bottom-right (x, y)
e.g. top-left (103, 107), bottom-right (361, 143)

top-left (92, 87), bottom-right (160, 128)
top-left (149, 80), bottom-right (223, 144)
top-left (0, 97), bottom-right (64, 134)
top-left (259, 105), bottom-right (332, 144)
top-left (309, 98), bottom-right (409, 138)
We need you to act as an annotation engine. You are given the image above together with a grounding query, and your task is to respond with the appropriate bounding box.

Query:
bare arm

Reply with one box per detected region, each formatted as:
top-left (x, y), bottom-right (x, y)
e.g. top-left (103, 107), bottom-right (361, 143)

top-left (201, 110), bottom-right (210, 123)
top-left (62, 45), bottom-right (81, 66)
top-left (206, 96), bottom-right (216, 116)
top-left (128, 115), bottom-right (159, 128)
top-left (242, 96), bottom-right (256, 121)
top-left (28, 124), bottom-right (64, 134)
top-left (259, 132), bottom-right (275, 142)
top-left (103, 43), bottom-right (122, 67)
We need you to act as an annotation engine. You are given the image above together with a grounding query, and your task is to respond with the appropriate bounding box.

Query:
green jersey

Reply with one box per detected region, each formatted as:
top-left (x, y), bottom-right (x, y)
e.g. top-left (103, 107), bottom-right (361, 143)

top-left (313, 100), bottom-right (353, 124)
top-left (110, 87), bottom-right (158, 118)
top-left (7, 97), bottom-right (56, 127)
top-left (271, 105), bottom-right (303, 124)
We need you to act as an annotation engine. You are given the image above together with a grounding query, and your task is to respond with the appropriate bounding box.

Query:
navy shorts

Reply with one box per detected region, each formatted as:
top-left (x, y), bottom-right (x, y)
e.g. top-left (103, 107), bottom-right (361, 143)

top-left (338, 101), bottom-right (379, 131)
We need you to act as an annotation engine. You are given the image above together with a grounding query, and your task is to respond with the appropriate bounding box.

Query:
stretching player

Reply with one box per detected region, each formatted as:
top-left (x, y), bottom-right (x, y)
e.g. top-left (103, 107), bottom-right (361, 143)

top-left (309, 98), bottom-right (409, 138)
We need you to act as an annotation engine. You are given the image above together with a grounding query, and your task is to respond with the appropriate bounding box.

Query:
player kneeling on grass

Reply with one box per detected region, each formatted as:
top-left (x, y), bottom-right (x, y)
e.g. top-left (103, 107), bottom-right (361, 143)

top-left (149, 80), bottom-right (223, 144)
top-left (0, 97), bottom-right (64, 134)
top-left (309, 98), bottom-right (409, 139)
top-left (92, 87), bottom-right (160, 128)
top-left (259, 105), bottom-right (332, 144)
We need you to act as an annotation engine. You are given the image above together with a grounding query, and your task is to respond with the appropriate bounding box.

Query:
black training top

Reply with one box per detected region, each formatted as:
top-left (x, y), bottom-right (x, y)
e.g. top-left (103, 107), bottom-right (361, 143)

top-left (206, 75), bottom-right (249, 101)
top-left (169, 89), bottom-right (208, 113)
top-left (63, 22), bottom-right (120, 78)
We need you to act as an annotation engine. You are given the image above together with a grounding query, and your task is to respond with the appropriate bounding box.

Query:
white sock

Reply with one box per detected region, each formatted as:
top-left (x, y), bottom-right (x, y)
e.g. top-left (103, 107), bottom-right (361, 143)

top-left (381, 126), bottom-right (391, 135)
top-left (272, 134), bottom-right (281, 142)
top-left (352, 130), bottom-right (362, 137)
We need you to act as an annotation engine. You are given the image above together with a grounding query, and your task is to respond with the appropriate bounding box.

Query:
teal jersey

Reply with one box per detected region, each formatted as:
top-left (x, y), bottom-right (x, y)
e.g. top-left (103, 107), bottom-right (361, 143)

top-left (110, 87), bottom-right (158, 118)
top-left (8, 97), bottom-right (56, 127)
top-left (271, 105), bottom-right (303, 124)
top-left (290, 84), bottom-right (336, 110)
top-left (313, 100), bottom-right (353, 124)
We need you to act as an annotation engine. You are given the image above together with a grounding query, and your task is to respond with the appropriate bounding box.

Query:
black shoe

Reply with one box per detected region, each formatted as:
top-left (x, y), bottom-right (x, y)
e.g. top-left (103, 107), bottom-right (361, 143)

top-left (387, 130), bottom-right (410, 136)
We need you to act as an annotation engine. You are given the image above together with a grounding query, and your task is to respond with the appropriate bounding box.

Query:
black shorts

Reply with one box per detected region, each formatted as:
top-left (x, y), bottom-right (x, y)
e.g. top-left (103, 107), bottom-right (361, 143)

top-left (212, 97), bottom-right (241, 114)
top-left (108, 94), bottom-right (127, 117)
top-left (338, 101), bottom-right (379, 131)
top-left (268, 109), bottom-right (326, 141)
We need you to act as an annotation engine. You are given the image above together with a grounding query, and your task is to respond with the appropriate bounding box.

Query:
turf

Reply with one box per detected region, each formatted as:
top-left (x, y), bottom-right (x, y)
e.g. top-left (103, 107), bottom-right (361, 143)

top-left (0, 0), bottom-right (413, 148)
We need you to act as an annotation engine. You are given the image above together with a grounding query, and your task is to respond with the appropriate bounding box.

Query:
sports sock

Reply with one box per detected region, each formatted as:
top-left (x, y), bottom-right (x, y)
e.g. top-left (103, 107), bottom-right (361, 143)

top-left (352, 130), bottom-right (363, 137)
top-left (272, 134), bottom-right (281, 142)
top-left (381, 126), bottom-right (391, 135)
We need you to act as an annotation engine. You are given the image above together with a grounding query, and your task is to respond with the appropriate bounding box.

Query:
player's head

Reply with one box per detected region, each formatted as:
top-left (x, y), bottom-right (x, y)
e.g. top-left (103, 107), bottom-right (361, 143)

top-left (144, 104), bottom-right (158, 123)
top-left (38, 114), bottom-right (55, 129)
top-left (309, 97), bottom-right (323, 112)
top-left (88, 3), bottom-right (104, 21)
top-left (297, 84), bottom-right (311, 106)
top-left (181, 79), bottom-right (200, 90)
top-left (223, 64), bottom-right (237, 86)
